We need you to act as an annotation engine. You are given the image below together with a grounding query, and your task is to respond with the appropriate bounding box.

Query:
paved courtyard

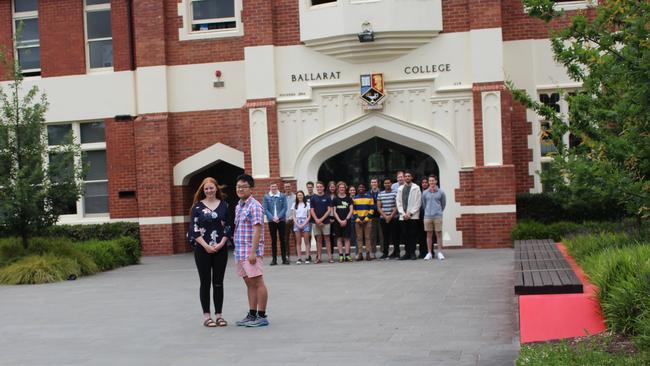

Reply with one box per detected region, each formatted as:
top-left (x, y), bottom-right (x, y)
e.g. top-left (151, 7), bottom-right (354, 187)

top-left (0, 249), bottom-right (519, 366)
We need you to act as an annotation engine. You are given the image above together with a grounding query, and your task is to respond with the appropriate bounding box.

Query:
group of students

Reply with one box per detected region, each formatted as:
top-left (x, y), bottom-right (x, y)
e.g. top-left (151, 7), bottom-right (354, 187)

top-left (263, 170), bottom-right (447, 266)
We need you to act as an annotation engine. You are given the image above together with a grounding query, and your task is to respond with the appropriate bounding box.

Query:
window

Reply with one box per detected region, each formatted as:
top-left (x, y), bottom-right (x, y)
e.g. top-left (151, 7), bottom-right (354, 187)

top-left (179, 0), bottom-right (243, 41)
top-left (190, 0), bottom-right (236, 31)
top-left (85, 0), bottom-right (112, 70)
top-left (312, 0), bottom-right (337, 6)
top-left (12, 0), bottom-right (40, 76)
top-left (47, 121), bottom-right (108, 217)
top-left (538, 90), bottom-right (576, 192)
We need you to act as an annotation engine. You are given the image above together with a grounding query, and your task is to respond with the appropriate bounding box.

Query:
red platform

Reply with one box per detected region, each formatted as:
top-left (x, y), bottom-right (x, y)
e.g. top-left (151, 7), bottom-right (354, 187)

top-left (518, 243), bottom-right (607, 343)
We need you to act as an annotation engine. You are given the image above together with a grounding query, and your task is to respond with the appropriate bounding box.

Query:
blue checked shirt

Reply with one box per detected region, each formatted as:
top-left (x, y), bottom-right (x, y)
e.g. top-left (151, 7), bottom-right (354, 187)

top-left (234, 196), bottom-right (265, 262)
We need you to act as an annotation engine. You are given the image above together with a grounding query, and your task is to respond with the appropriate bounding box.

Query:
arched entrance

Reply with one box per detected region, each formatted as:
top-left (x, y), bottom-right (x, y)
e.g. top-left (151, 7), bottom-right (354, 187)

top-left (292, 112), bottom-right (463, 246)
top-left (186, 161), bottom-right (244, 230)
top-left (318, 137), bottom-right (439, 185)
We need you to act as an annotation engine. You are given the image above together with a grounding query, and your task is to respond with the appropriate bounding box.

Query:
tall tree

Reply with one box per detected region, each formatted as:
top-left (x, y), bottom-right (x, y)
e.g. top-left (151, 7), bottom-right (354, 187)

top-left (0, 52), bottom-right (84, 251)
top-left (510, 0), bottom-right (650, 220)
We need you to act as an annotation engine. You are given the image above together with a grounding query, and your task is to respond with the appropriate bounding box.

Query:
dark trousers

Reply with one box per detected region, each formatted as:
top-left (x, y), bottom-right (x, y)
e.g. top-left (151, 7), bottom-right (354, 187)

top-left (268, 221), bottom-right (287, 260)
top-left (399, 219), bottom-right (418, 257)
top-left (418, 219), bottom-right (427, 257)
top-left (380, 219), bottom-right (399, 256)
top-left (194, 245), bottom-right (228, 314)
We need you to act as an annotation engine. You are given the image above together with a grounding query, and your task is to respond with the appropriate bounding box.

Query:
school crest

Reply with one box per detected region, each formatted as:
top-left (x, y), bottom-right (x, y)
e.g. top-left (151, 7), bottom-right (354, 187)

top-left (360, 73), bottom-right (386, 109)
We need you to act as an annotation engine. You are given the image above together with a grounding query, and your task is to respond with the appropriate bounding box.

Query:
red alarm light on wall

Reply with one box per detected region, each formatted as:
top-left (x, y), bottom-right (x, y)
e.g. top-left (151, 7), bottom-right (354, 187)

top-left (213, 70), bottom-right (224, 88)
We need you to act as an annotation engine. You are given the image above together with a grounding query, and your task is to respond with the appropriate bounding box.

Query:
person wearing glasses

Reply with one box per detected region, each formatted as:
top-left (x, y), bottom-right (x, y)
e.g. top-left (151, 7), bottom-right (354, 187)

top-left (233, 174), bottom-right (270, 327)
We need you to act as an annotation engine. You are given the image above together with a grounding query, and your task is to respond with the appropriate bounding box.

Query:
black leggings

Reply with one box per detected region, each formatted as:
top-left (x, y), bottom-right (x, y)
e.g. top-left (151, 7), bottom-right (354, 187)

top-left (194, 246), bottom-right (228, 314)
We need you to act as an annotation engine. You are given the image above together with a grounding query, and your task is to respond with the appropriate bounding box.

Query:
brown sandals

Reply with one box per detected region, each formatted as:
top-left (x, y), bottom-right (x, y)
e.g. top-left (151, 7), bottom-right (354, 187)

top-left (215, 317), bottom-right (227, 327)
top-left (203, 318), bottom-right (217, 327)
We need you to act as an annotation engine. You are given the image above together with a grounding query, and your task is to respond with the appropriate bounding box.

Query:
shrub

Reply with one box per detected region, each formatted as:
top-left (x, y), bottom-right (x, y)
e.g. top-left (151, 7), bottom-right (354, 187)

top-left (0, 255), bottom-right (81, 284)
top-left (511, 220), bottom-right (631, 241)
top-left (511, 221), bottom-right (582, 241)
top-left (566, 233), bottom-right (650, 350)
top-left (76, 237), bottom-right (139, 271)
top-left (516, 193), bottom-right (625, 224)
top-left (0, 238), bottom-right (25, 267)
top-left (43, 222), bottom-right (140, 242)
top-left (565, 232), bottom-right (640, 262)
top-left (27, 237), bottom-right (99, 275)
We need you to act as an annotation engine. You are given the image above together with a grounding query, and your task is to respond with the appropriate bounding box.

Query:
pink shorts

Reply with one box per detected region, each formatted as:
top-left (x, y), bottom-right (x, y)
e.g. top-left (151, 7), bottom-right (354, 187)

top-left (236, 257), bottom-right (264, 278)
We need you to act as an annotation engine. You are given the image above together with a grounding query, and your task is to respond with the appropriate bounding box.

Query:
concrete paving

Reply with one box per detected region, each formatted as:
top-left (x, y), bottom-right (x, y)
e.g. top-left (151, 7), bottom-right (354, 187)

top-left (0, 249), bottom-right (519, 366)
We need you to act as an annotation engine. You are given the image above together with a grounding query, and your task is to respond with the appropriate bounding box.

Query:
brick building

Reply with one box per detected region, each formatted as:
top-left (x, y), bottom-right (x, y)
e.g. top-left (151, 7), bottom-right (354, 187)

top-left (0, 0), bottom-right (595, 254)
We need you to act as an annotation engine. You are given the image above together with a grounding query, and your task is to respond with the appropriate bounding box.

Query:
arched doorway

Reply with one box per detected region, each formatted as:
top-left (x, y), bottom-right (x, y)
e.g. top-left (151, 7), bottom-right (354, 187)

top-left (317, 137), bottom-right (439, 186)
top-left (186, 161), bottom-right (244, 230)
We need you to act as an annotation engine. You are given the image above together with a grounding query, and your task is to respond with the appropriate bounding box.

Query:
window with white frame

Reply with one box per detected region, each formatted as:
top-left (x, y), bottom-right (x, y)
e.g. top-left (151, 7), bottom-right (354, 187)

top-left (538, 90), bottom-right (577, 192)
top-left (179, 0), bottom-right (243, 41)
top-left (85, 0), bottom-right (113, 70)
top-left (13, 0), bottom-right (40, 76)
top-left (47, 121), bottom-right (108, 217)
top-left (190, 0), bottom-right (237, 32)
top-left (312, 0), bottom-right (337, 6)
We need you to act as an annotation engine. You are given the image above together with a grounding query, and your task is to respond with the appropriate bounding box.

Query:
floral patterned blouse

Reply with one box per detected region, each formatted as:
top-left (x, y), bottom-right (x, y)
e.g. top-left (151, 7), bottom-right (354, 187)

top-left (187, 200), bottom-right (230, 249)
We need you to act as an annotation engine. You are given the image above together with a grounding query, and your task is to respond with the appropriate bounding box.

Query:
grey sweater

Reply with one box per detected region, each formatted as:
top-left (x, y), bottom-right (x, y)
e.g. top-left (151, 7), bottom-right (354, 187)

top-left (421, 188), bottom-right (446, 219)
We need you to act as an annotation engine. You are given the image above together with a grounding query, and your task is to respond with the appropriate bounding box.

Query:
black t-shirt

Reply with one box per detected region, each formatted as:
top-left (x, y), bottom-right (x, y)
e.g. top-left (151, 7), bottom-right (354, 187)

top-left (332, 195), bottom-right (353, 221)
top-left (309, 194), bottom-right (331, 223)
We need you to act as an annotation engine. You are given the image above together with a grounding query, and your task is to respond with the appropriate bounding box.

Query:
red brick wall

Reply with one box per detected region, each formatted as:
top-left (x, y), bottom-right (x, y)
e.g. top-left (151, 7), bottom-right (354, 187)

top-left (133, 113), bottom-right (174, 217)
top-left (106, 117), bottom-right (139, 218)
top-left (133, 0), bottom-right (167, 66)
top-left (112, 0), bottom-right (133, 71)
top-left (172, 222), bottom-right (191, 253)
top-left (456, 165), bottom-right (517, 206)
top-left (0, 1), bottom-right (14, 81)
top-left (165, 0), bottom-right (281, 66)
top-left (442, 0), bottom-right (470, 33)
top-left (511, 100), bottom-right (534, 193)
top-left (469, 0), bottom-right (502, 30)
top-left (501, 0), bottom-right (596, 41)
top-left (140, 224), bottom-right (174, 255)
top-left (273, 0), bottom-right (300, 46)
top-left (242, 0), bottom-right (274, 47)
top-left (456, 212), bottom-right (515, 248)
top-left (40, 0), bottom-right (85, 77)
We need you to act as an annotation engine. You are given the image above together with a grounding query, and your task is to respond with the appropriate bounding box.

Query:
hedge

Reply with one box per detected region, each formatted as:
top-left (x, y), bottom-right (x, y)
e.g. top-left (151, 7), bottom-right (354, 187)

top-left (0, 236), bottom-right (140, 284)
top-left (516, 193), bottom-right (625, 224)
top-left (43, 222), bottom-right (140, 242)
top-left (510, 220), bottom-right (626, 241)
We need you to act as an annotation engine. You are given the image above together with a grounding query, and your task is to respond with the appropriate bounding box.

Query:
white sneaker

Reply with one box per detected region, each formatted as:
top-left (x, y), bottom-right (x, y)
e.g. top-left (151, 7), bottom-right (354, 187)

top-left (436, 252), bottom-right (445, 261)
top-left (424, 252), bottom-right (433, 261)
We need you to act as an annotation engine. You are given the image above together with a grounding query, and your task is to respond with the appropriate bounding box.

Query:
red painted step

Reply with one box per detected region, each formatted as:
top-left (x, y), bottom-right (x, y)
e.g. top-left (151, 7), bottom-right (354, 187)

top-left (518, 243), bottom-right (607, 343)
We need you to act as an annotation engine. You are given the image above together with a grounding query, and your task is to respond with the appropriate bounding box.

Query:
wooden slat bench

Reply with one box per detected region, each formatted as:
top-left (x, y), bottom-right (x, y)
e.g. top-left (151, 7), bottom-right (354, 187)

top-left (514, 239), bottom-right (583, 295)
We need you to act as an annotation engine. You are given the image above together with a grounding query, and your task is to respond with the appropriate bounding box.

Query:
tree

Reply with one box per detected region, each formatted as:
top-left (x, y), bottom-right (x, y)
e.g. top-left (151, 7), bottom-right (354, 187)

top-left (509, 0), bottom-right (650, 221)
top-left (0, 50), bottom-right (84, 251)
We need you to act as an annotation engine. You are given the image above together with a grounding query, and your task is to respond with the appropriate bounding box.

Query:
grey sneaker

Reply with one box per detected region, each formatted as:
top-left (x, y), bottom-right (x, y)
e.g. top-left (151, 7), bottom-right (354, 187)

top-left (236, 313), bottom-right (256, 326)
top-left (245, 316), bottom-right (269, 327)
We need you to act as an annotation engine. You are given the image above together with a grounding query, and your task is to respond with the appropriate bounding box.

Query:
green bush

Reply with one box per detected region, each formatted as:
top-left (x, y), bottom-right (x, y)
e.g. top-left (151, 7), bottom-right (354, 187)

top-left (511, 220), bottom-right (629, 241)
top-left (43, 222), bottom-right (140, 242)
top-left (76, 237), bottom-right (139, 271)
top-left (565, 232), bottom-right (640, 262)
top-left (516, 193), bottom-right (625, 224)
top-left (511, 221), bottom-right (581, 241)
top-left (564, 233), bottom-right (650, 350)
top-left (27, 237), bottom-right (99, 275)
top-left (0, 238), bottom-right (25, 267)
top-left (0, 255), bottom-right (81, 284)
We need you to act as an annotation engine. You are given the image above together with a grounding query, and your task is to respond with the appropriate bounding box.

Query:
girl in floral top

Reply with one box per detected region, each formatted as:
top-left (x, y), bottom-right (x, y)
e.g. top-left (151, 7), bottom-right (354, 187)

top-left (187, 177), bottom-right (230, 327)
